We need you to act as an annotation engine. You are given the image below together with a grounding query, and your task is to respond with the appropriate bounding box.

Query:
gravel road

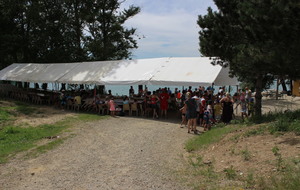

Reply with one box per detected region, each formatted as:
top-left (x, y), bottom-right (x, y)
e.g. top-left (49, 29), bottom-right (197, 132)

top-left (0, 117), bottom-right (193, 190)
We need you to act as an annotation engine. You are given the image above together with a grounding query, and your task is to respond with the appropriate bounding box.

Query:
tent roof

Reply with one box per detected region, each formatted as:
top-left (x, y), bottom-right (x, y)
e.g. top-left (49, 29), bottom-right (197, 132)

top-left (0, 57), bottom-right (238, 86)
top-left (150, 57), bottom-right (223, 86)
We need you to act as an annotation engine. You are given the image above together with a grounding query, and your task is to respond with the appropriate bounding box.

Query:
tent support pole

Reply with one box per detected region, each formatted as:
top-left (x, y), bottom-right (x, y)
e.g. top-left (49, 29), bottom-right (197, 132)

top-left (276, 77), bottom-right (279, 100)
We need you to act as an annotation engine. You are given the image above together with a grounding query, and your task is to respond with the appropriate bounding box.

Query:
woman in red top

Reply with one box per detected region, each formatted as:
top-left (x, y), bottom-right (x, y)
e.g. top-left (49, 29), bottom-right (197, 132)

top-left (159, 88), bottom-right (170, 118)
top-left (150, 91), bottom-right (159, 119)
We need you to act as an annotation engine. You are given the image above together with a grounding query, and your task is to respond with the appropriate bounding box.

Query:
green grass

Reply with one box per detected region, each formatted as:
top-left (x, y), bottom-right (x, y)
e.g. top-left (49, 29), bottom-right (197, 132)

top-left (241, 147), bottom-right (252, 161)
top-left (184, 109), bottom-right (300, 189)
top-left (77, 113), bottom-right (108, 121)
top-left (0, 100), bottom-right (107, 163)
top-left (185, 124), bottom-right (239, 152)
top-left (14, 101), bottom-right (37, 115)
top-left (246, 109), bottom-right (300, 135)
top-left (0, 108), bottom-right (11, 122)
top-left (257, 165), bottom-right (300, 190)
top-left (25, 137), bottom-right (66, 159)
top-left (223, 165), bottom-right (237, 180)
top-left (243, 125), bottom-right (266, 137)
top-left (0, 123), bottom-right (68, 163)
top-left (250, 109), bottom-right (300, 124)
top-left (0, 101), bottom-right (37, 129)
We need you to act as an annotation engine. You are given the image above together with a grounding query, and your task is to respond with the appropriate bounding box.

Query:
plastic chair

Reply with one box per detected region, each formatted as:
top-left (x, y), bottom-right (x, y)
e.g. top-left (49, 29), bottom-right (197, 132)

top-left (139, 103), bottom-right (144, 116)
top-left (123, 103), bottom-right (131, 116)
top-left (131, 103), bottom-right (139, 116)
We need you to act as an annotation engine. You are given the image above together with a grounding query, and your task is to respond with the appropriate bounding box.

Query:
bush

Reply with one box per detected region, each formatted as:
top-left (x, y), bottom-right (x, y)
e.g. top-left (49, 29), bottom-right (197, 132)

top-left (248, 109), bottom-right (300, 134)
top-left (289, 121), bottom-right (300, 134)
top-left (270, 118), bottom-right (290, 133)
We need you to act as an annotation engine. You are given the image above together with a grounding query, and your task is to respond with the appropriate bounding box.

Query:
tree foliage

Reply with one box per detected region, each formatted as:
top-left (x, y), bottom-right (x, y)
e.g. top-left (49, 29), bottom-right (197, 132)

top-left (0, 0), bottom-right (140, 69)
top-left (198, 0), bottom-right (300, 116)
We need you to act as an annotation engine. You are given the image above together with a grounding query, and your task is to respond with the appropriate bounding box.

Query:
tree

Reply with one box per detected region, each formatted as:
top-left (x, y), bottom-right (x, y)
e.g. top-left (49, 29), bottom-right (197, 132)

top-left (84, 0), bottom-right (140, 61)
top-left (0, 0), bottom-right (24, 69)
top-left (0, 0), bottom-right (140, 69)
top-left (198, 0), bottom-right (300, 117)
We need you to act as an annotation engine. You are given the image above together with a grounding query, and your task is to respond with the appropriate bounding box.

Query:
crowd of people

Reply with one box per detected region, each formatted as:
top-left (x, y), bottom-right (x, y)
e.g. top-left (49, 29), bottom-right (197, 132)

top-left (176, 86), bottom-right (255, 134)
top-left (55, 85), bottom-right (255, 127)
top-left (2, 82), bottom-right (255, 133)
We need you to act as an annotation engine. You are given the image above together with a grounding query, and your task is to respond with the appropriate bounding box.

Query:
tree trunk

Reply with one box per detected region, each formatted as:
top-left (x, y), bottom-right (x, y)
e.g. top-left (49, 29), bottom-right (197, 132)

top-left (254, 74), bottom-right (263, 117)
top-left (281, 78), bottom-right (287, 92)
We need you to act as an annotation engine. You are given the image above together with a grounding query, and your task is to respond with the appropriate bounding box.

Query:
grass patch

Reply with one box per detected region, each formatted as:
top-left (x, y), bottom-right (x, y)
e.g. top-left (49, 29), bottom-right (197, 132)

top-left (14, 101), bottom-right (36, 115)
top-left (245, 171), bottom-right (255, 189)
top-left (241, 147), bottom-right (252, 161)
top-left (250, 109), bottom-right (300, 124)
top-left (185, 124), bottom-right (238, 152)
top-left (0, 123), bottom-right (68, 163)
top-left (247, 109), bottom-right (300, 135)
top-left (0, 106), bottom-right (106, 164)
top-left (243, 125), bottom-right (266, 137)
top-left (0, 108), bottom-right (11, 122)
top-left (188, 155), bottom-right (203, 168)
top-left (25, 137), bottom-right (66, 159)
top-left (77, 113), bottom-right (108, 121)
top-left (0, 101), bottom-right (38, 129)
top-left (257, 164), bottom-right (300, 190)
top-left (223, 165), bottom-right (237, 180)
top-left (184, 109), bottom-right (300, 189)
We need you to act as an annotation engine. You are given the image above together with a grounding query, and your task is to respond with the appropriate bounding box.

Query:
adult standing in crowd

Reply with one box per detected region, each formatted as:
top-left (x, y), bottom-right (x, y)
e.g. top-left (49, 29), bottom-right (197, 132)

top-left (220, 92), bottom-right (234, 124)
top-left (129, 86), bottom-right (134, 97)
top-left (185, 92), bottom-right (198, 134)
top-left (159, 88), bottom-right (170, 118)
top-left (150, 91), bottom-right (159, 119)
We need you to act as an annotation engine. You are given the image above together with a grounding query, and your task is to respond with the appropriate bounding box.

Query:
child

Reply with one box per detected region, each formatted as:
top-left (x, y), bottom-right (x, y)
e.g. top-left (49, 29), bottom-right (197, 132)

top-left (207, 100), bottom-right (215, 124)
top-left (179, 105), bottom-right (187, 128)
top-left (236, 98), bottom-right (248, 120)
top-left (214, 100), bottom-right (222, 122)
top-left (108, 96), bottom-right (116, 117)
top-left (203, 109), bottom-right (211, 131)
top-left (248, 98), bottom-right (254, 117)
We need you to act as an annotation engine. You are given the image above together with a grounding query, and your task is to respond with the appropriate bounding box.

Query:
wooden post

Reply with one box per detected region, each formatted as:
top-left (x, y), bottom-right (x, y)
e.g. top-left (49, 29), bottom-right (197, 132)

top-left (276, 77), bottom-right (279, 100)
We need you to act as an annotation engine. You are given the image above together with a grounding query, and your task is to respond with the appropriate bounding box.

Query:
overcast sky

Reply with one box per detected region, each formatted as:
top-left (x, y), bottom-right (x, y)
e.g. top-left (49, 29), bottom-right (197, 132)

top-left (121, 0), bottom-right (216, 59)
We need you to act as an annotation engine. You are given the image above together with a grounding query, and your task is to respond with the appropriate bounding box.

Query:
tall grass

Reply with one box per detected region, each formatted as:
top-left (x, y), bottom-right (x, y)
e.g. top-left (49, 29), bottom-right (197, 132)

top-left (257, 165), bottom-right (300, 190)
top-left (250, 109), bottom-right (300, 123)
top-left (185, 124), bottom-right (238, 152)
top-left (250, 109), bottom-right (300, 134)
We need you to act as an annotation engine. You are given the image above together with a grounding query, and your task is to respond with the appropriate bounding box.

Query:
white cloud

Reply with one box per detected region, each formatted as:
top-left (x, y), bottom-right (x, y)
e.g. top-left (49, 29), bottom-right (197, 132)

top-left (121, 0), bottom-right (216, 59)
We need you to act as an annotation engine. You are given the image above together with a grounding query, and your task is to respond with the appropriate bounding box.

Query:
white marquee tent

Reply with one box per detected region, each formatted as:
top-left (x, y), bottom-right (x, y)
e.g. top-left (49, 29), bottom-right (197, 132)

top-left (0, 57), bottom-right (238, 86)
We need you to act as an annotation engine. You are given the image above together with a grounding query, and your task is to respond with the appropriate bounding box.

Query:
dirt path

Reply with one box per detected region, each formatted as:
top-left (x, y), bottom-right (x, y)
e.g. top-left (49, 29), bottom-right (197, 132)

top-left (0, 117), bottom-right (192, 190)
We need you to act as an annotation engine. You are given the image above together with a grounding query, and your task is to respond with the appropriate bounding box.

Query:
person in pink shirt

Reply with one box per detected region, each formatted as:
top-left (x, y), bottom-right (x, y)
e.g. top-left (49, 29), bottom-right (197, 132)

top-left (108, 96), bottom-right (116, 117)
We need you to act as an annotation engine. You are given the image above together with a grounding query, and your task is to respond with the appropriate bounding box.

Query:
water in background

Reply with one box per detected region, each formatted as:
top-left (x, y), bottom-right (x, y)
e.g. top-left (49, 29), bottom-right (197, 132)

top-left (26, 81), bottom-right (285, 96)
top-left (105, 85), bottom-right (237, 96)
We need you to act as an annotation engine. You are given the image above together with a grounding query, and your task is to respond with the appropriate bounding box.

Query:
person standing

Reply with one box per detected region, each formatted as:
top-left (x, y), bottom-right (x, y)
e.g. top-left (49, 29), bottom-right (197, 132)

top-left (220, 93), bottom-right (234, 124)
top-left (150, 91), bottom-right (159, 119)
top-left (179, 104), bottom-right (187, 128)
top-left (129, 86), bottom-right (134, 97)
top-left (199, 94), bottom-right (206, 127)
top-left (185, 92), bottom-right (198, 134)
top-left (236, 98), bottom-right (248, 121)
top-left (109, 96), bottom-right (116, 117)
top-left (159, 88), bottom-right (170, 118)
